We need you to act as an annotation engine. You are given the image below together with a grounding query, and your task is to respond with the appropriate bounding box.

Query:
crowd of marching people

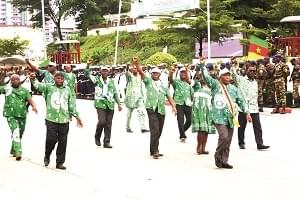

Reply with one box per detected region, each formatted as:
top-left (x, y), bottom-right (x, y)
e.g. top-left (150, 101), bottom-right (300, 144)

top-left (1, 52), bottom-right (299, 170)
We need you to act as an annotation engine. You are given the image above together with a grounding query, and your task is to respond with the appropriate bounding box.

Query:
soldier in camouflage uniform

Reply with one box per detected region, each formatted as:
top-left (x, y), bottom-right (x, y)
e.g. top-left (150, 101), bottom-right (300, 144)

top-left (290, 58), bottom-right (300, 107)
top-left (256, 59), bottom-right (268, 112)
top-left (272, 55), bottom-right (290, 114)
top-left (264, 58), bottom-right (276, 107)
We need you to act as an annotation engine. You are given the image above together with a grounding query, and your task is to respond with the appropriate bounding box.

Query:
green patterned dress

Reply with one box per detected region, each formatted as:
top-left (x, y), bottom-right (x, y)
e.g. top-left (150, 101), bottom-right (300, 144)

top-left (192, 81), bottom-right (215, 134)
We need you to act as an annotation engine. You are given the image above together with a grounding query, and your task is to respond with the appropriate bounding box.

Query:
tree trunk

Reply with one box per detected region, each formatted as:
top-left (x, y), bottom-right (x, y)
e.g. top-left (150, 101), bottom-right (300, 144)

top-left (56, 19), bottom-right (63, 41)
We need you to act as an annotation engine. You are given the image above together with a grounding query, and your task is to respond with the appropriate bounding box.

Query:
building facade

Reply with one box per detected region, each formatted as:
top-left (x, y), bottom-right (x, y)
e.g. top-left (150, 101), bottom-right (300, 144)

top-left (0, 0), bottom-right (31, 26)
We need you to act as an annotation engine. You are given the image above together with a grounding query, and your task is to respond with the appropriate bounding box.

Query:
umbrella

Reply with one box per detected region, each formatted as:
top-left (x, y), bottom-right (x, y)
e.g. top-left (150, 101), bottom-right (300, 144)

top-left (0, 57), bottom-right (26, 66)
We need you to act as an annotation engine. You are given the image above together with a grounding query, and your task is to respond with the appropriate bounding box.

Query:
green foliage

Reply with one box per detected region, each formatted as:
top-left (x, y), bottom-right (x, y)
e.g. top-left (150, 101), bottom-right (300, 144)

top-left (0, 37), bottom-right (29, 57)
top-left (156, 0), bottom-right (237, 56)
top-left (80, 29), bottom-right (194, 64)
top-left (145, 52), bottom-right (177, 68)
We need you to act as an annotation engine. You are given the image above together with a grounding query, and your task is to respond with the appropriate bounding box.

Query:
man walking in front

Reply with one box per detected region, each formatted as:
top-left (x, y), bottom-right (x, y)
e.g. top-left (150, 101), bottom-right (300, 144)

top-left (199, 57), bottom-right (251, 169)
top-left (30, 72), bottom-right (83, 170)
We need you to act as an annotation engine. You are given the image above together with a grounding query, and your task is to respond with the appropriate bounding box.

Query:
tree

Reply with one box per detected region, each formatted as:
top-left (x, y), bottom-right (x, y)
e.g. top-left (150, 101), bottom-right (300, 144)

top-left (145, 52), bottom-right (177, 68)
top-left (71, 0), bottom-right (131, 36)
top-left (155, 0), bottom-right (236, 56)
top-left (0, 37), bottom-right (29, 57)
top-left (11, 0), bottom-right (77, 40)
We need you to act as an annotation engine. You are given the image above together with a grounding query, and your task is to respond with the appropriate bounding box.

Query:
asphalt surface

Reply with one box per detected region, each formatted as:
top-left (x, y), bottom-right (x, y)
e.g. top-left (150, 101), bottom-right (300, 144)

top-left (0, 95), bottom-right (299, 200)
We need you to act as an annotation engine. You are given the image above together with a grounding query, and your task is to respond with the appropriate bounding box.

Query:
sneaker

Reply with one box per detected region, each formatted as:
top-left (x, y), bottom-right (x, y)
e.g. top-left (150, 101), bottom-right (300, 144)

top-left (141, 129), bottom-right (149, 133)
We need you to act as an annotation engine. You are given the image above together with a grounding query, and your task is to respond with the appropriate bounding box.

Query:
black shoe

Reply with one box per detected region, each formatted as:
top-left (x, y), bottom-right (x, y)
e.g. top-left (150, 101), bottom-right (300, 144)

top-left (215, 160), bottom-right (223, 168)
top-left (44, 157), bottom-right (50, 166)
top-left (141, 129), bottom-right (149, 133)
top-left (152, 153), bottom-right (160, 159)
top-left (56, 164), bottom-right (67, 170)
top-left (16, 156), bottom-right (22, 161)
top-left (95, 139), bottom-right (101, 146)
top-left (150, 153), bottom-right (163, 157)
top-left (259, 107), bottom-right (264, 112)
top-left (103, 144), bottom-right (113, 148)
top-left (222, 163), bottom-right (233, 169)
top-left (257, 144), bottom-right (270, 150)
top-left (239, 144), bottom-right (246, 149)
top-left (126, 128), bottom-right (133, 133)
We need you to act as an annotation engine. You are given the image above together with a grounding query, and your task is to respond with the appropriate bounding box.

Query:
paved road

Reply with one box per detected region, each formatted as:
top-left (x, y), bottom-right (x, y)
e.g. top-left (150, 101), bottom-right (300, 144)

top-left (0, 95), bottom-right (299, 200)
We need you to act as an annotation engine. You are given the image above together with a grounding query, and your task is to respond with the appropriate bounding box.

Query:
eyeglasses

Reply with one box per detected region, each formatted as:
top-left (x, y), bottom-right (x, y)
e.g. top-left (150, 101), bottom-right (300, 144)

top-left (248, 70), bottom-right (256, 72)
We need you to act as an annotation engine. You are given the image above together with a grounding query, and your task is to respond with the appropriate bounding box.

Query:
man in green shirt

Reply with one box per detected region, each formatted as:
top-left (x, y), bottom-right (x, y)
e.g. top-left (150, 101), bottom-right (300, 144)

top-left (125, 57), bottom-right (149, 133)
top-left (0, 74), bottom-right (37, 161)
top-left (26, 59), bottom-right (57, 84)
top-left (137, 65), bottom-right (177, 159)
top-left (63, 64), bottom-right (77, 96)
top-left (85, 61), bottom-right (122, 148)
top-left (200, 58), bottom-right (251, 169)
top-left (169, 66), bottom-right (193, 142)
top-left (30, 72), bottom-right (83, 170)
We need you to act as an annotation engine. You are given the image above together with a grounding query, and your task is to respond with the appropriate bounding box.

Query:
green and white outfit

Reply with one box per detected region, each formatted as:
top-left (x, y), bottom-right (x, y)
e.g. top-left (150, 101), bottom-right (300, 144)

top-left (64, 72), bottom-right (77, 96)
top-left (32, 80), bottom-right (79, 123)
top-left (172, 79), bottom-right (193, 139)
top-left (192, 81), bottom-right (215, 134)
top-left (124, 72), bottom-right (146, 130)
top-left (85, 69), bottom-right (120, 145)
top-left (143, 76), bottom-right (171, 155)
top-left (38, 70), bottom-right (55, 84)
top-left (32, 79), bottom-right (79, 165)
top-left (199, 64), bottom-right (247, 166)
top-left (0, 85), bottom-right (31, 157)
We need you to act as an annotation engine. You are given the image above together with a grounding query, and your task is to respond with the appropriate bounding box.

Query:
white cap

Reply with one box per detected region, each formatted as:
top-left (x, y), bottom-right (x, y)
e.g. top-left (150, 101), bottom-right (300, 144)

top-left (179, 68), bottom-right (186, 73)
top-left (151, 67), bottom-right (161, 74)
top-left (218, 68), bottom-right (231, 77)
top-left (48, 61), bottom-right (56, 66)
top-left (101, 65), bottom-right (110, 70)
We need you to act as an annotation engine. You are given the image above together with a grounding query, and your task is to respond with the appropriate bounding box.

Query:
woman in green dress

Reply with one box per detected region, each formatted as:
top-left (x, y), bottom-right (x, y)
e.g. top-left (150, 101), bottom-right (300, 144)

top-left (192, 71), bottom-right (215, 154)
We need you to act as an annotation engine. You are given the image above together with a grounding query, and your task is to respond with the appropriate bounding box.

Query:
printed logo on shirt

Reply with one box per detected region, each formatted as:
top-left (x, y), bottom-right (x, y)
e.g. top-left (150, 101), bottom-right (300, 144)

top-left (50, 91), bottom-right (68, 110)
top-left (214, 93), bottom-right (226, 109)
top-left (95, 86), bottom-right (103, 100)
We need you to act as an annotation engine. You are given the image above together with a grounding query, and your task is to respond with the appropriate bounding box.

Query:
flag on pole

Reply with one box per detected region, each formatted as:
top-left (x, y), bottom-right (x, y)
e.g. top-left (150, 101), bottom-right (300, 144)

top-left (248, 35), bottom-right (269, 60)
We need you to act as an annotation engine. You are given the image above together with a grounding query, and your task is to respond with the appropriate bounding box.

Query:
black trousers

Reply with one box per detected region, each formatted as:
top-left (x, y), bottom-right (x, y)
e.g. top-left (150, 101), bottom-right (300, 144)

top-left (95, 108), bottom-right (114, 144)
top-left (238, 112), bottom-right (263, 145)
top-left (176, 104), bottom-right (192, 139)
top-left (45, 120), bottom-right (69, 165)
top-left (147, 109), bottom-right (165, 155)
top-left (214, 124), bottom-right (234, 164)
